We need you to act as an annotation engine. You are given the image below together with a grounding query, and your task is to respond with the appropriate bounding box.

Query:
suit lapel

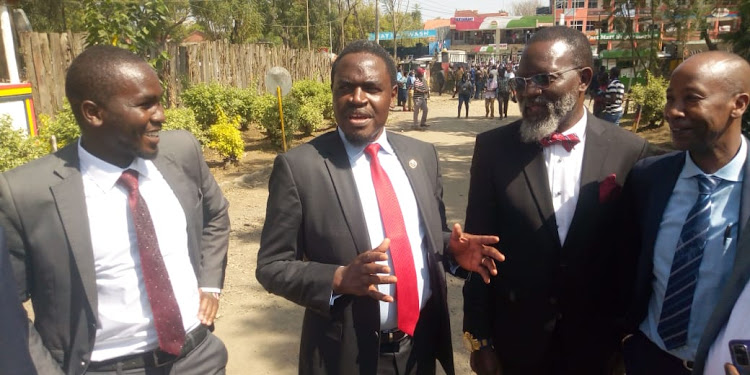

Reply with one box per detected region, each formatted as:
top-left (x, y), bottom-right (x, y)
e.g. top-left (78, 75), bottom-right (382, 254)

top-left (389, 133), bottom-right (441, 254)
top-left (739, 136), bottom-right (750, 234)
top-left (320, 134), bottom-right (371, 253)
top-left (564, 117), bottom-right (607, 248)
top-left (521, 140), bottom-right (561, 248)
top-left (50, 146), bottom-right (98, 313)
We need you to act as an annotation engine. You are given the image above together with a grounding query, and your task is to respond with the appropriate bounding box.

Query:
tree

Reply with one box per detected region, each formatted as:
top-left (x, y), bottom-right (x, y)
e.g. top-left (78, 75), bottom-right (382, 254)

top-left (512, 0), bottom-right (539, 16)
top-left (19, 0), bottom-right (86, 32)
top-left (189, 0), bottom-right (263, 43)
top-left (719, 0), bottom-right (750, 134)
top-left (382, 0), bottom-right (410, 57)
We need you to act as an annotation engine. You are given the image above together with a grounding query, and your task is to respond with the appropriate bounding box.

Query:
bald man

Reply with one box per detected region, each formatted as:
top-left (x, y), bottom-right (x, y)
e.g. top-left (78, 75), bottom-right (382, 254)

top-left (621, 51), bottom-right (750, 374)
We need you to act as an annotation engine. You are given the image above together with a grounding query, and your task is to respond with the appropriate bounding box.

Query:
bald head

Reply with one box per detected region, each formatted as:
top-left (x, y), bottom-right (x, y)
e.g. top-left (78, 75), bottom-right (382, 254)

top-left (675, 51), bottom-right (750, 95)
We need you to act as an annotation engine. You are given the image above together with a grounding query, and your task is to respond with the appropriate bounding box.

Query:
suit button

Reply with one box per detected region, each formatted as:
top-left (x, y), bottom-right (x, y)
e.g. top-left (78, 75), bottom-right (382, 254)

top-left (81, 360), bottom-right (86, 366)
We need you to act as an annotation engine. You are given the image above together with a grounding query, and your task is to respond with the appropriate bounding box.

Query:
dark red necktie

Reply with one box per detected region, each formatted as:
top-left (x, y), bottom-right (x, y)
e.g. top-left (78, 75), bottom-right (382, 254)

top-left (118, 169), bottom-right (185, 356)
top-left (364, 144), bottom-right (419, 336)
top-left (539, 132), bottom-right (580, 152)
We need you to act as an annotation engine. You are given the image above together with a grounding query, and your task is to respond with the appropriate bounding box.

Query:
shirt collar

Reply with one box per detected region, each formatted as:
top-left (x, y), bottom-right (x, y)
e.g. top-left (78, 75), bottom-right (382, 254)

top-left (559, 110), bottom-right (588, 143)
top-left (681, 135), bottom-right (747, 182)
top-left (77, 140), bottom-right (152, 193)
top-left (336, 127), bottom-right (393, 161)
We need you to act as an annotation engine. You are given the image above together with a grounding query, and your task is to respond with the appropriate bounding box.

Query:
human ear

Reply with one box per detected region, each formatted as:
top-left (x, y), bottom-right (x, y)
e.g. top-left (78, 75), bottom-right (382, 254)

top-left (80, 100), bottom-right (104, 128)
top-left (731, 92), bottom-right (749, 118)
top-left (579, 67), bottom-right (593, 91)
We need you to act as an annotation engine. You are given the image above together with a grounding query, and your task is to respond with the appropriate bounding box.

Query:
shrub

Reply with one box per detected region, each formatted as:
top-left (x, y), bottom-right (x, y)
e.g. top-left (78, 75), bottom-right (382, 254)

top-left (628, 71), bottom-right (668, 126)
top-left (163, 107), bottom-right (207, 144)
top-left (288, 80), bottom-right (333, 134)
top-left (180, 83), bottom-right (258, 130)
top-left (207, 108), bottom-right (244, 163)
top-left (37, 101), bottom-right (81, 149)
top-left (253, 94), bottom-right (299, 149)
top-left (0, 115), bottom-right (49, 172)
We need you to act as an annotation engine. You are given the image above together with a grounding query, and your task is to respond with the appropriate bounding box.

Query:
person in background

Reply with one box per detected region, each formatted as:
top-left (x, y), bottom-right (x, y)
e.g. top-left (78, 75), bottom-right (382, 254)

top-left (457, 73), bottom-right (474, 119)
top-left (435, 67), bottom-right (446, 96)
top-left (497, 64), bottom-right (515, 119)
top-left (593, 69), bottom-right (609, 118)
top-left (600, 66), bottom-right (626, 126)
top-left (475, 67), bottom-right (485, 100)
top-left (413, 67), bottom-right (430, 129)
top-left (484, 73), bottom-right (498, 119)
top-left (406, 70), bottom-right (415, 112)
top-left (397, 68), bottom-right (408, 111)
top-left (621, 50), bottom-right (750, 375)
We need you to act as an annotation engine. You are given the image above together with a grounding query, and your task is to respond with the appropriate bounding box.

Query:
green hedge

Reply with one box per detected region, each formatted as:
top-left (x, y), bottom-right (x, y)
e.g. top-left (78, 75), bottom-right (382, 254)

top-left (628, 71), bottom-right (668, 126)
top-left (0, 115), bottom-right (49, 172)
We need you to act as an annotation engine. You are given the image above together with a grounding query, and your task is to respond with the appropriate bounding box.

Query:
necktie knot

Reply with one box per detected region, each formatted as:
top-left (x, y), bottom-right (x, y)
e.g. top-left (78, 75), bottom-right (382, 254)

top-left (540, 132), bottom-right (580, 152)
top-left (696, 175), bottom-right (721, 195)
top-left (364, 143), bottom-right (381, 159)
top-left (118, 169), bottom-right (139, 193)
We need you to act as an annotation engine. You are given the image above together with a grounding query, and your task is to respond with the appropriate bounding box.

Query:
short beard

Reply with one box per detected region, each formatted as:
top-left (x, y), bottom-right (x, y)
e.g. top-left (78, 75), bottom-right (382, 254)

top-left (518, 91), bottom-right (578, 143)
top-left (343, 126), bottom-right (384, 147)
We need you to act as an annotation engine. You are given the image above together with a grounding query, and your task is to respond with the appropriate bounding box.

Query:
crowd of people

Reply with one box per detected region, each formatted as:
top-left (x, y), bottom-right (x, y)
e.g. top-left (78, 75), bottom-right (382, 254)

top-left (0, 25), bottom-right (749, 375)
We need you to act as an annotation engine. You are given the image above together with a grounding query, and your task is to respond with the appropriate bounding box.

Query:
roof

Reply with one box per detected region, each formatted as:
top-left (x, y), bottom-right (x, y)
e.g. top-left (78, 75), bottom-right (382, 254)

top-left (505, 15), bottom-right (554, 28)
top-left (479, 16), bottom-right (523, 30)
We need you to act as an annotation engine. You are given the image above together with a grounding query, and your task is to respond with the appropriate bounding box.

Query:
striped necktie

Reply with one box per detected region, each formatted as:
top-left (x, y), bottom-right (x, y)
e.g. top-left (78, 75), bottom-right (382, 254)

top-left (657, 174), bottom-right (721, 350)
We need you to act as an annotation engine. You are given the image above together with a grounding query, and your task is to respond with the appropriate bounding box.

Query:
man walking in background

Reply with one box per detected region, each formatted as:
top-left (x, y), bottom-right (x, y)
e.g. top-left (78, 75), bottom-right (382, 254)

top-left (413, 67), bottom-right (430, 129)
top-left (600, 66), bottom-right (626, 126)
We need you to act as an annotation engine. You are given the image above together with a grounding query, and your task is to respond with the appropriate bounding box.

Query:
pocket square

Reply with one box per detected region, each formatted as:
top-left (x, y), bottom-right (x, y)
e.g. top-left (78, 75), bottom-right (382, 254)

top-left (599, 173), bottom-right (621, 203)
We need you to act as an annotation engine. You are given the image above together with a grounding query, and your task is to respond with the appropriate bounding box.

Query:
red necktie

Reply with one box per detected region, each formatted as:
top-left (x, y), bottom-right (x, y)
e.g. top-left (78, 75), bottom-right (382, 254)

top-left (118, 169), bottom-right (186, 356)
top-left (539, 132), bottom-right (580, 152)
top-left (364, 144), bottom-right (420, 336)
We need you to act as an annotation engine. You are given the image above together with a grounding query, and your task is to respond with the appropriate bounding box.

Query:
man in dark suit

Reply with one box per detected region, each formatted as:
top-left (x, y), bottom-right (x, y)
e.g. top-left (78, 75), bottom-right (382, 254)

top-left (621, 51), bottom-right (750, 375)
top-left (462, 26), bottom-right (649, 375)
top-left (256, 40), bottom-right (504, 375)
top-left (0, 226), bottom-right (37, 374)
top-left (0, 45), bottom-right (230, 374)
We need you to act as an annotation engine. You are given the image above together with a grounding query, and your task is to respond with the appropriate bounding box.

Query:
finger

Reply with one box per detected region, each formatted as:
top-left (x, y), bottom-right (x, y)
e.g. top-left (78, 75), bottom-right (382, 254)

top-left (369, 274), bottom-right (397, 285)
top-left (373, 238), bottom-right (391, 253)
top-left (203, 299), bottom-right (219, 325)
top-left (360, 263), bottom-right (391, 275)
top-left (468, 234), bottom-right (500, 245)
top-left (367, 286), bottom-right (394, 302)
top-left (451, 223), bottom-right (463, 241)
top-left (483, 256), bottom-right (498, 276)
top-left (359, 250), bottom-right (389, 264)
top-left (475, 266), bottom-right (491, 284)
top-left (483, 246), bottom-right (506, 263)
top-left (197, 293), bottom-right (209, 321)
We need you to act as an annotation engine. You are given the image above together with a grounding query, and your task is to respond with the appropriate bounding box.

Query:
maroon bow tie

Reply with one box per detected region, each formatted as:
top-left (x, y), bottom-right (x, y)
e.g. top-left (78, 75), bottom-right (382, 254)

top-left (539, 132), bottom-right (580, 152)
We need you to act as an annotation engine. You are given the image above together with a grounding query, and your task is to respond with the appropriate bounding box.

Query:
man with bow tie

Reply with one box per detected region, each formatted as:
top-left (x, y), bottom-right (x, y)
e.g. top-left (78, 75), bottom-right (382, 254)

top-left (462, 26), bottom-right (649, 375)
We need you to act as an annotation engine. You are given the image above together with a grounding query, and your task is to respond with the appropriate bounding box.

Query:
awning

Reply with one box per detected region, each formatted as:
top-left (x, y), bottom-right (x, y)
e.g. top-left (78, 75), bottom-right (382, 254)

top-left (506, 15), bottom-right (555, 29)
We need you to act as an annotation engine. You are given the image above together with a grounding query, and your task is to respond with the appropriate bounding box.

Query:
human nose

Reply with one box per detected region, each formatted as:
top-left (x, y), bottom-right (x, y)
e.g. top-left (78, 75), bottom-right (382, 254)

top-left (350, 87), bottom-right (367, 105)
top-left (664, 99), bottom-right (683, 122)
top-left (153, 102), bottom-right (166, 123)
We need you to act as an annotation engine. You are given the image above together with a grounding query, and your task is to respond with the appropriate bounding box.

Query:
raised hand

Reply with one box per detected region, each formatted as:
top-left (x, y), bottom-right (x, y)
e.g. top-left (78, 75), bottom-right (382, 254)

top-left (449, 223), bottom-right (505, 283)
top-left (331, 239), bottom-right (397, 302)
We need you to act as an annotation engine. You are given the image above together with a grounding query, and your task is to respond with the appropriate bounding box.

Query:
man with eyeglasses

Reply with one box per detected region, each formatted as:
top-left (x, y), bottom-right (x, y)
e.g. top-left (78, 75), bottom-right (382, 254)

top-left (462, 26), bottom-right (649, 375)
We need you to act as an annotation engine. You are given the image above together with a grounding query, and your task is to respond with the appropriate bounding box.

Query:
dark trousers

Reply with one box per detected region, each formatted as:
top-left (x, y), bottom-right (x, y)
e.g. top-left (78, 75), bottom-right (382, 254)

top-left (378, 297), bottom-right (442, 375)
top-left (398, 88), bottom-right (407, 106)
top-left (87, 331), bottom-right (228, 375)
top-left (622, 331), bottom-right (692, 375)
top-left (498, 93), bottom-right (510, 118)
top-left (458, 94), bottom-right (471, 117)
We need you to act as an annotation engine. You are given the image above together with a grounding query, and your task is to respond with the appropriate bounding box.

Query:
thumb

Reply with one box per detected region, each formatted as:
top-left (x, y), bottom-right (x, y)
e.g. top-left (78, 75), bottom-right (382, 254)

top-left (374, 238), bottom-right (391, 253)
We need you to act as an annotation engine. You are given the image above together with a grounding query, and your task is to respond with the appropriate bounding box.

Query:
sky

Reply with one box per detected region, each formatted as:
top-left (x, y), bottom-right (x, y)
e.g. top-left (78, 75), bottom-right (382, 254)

top-left (409, 0), bottom-right (542, 20)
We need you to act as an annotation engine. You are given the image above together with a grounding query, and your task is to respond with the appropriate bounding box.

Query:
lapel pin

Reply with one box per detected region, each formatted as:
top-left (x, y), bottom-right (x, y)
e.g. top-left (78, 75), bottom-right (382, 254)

top-left (409, 159), bottom-right (418, 169)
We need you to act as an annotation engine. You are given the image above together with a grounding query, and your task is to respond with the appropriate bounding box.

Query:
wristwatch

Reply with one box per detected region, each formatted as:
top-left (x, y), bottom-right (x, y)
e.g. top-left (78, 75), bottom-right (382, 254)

top-left (463, 331), bottom-right (493, 352)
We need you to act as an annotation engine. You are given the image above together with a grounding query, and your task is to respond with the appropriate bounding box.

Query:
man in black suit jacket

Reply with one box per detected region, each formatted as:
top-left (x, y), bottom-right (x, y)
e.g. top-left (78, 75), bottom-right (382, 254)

top-left (0, 226), bottom-right (36, 374)
top-left (462, 26), bottom-right (649, 375)
top-left (256, 40), bottom-right (504, 375)
top-left (0, 46), bottom-right (230, 374)
top-left (622, 52), bottom-right (750, 375)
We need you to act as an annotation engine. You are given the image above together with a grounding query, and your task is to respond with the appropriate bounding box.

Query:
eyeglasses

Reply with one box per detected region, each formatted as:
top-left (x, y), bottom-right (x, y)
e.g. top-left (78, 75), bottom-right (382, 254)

top-left (511, 67), bottom-right (582, 91)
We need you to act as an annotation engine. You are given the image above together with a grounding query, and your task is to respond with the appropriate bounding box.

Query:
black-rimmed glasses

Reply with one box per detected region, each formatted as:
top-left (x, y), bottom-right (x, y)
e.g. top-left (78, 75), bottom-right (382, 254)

top-left (511, 67), bottom-right (583, 91)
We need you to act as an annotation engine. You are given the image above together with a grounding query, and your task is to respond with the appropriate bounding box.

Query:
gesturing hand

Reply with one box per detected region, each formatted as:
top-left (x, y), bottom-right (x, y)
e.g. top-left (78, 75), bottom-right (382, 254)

top-left (449, 223), bottom-right (505, 283)
top-left (197, 289), bottom-right (219, 326)
top-left (331, 239), bottom-right (398, 302)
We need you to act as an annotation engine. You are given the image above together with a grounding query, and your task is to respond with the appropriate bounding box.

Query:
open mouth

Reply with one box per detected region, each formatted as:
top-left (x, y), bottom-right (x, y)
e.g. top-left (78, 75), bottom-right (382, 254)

top-left (348, 113), bottom-right (372, 124)
top-left (144, 130), bottom-right (160, 139)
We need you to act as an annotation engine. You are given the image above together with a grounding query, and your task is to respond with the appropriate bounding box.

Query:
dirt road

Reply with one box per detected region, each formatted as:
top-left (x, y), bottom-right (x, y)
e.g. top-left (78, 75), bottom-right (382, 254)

top-left (213, 94), bottom-right (518, 374)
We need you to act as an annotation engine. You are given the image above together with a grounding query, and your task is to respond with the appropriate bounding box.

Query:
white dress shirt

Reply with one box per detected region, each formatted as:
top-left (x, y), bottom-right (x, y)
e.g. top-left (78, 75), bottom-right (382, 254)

top-left (338, 128), bottom-right (432, 330)
top-left (78, 143), bottom-right (201, 361)
top-left (544, 111), bottom-right (588, 245)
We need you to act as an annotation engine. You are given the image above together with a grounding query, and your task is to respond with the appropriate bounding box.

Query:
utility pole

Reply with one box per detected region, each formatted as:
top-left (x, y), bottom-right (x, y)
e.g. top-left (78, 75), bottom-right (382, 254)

top-left (329, 0), bottom-right (333, 52)
top-left (306, 0), bottom-right (311, 50)
top-left (375, 0), bottom-right (380, 43)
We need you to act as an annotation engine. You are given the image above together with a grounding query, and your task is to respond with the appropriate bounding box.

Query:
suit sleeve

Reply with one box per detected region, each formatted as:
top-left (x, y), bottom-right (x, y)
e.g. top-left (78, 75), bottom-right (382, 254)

top-left (462, 136), bottom-right (496, 339)
top-left (189, 132), bottom-right (230, 289)
top-left (0, 173), bottom-right (64, 374)
top-left (256, 154), bottom-right (341, 318)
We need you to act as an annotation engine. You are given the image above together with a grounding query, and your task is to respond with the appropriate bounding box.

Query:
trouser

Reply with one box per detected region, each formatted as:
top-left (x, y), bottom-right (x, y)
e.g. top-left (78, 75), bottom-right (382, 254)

top-left (475, 83), bottom-right (484, 99)
top-left (498, 93), bottom-right (510, 118)
top-left (87, 331), bottom-right (228, 375)
top-left (622, 331), bottom-right (692, 375)
top-left (458, 94), bottom-right (470, 117)
top-left (407, 89), bottom-right (414, 111)
top-left (484, 97), bottom-right (495, 118)
top-left (600, 111), bottom-right (624, 126)
top-left (398, 88), bottom-right (407, 106)
top-left (413, 97), bottom-right (428, 126)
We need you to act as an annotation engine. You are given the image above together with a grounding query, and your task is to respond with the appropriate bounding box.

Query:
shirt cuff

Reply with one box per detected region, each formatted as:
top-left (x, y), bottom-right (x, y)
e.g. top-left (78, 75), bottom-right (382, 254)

top-left (200, 287), bottom-right (221, 295)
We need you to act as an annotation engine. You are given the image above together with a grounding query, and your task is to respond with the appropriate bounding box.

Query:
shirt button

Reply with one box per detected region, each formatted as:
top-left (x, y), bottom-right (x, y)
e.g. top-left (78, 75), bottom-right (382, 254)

top-left (557, 158), bottom-right (562, 163)
top-left (555, 192), bottom-right (561, 197)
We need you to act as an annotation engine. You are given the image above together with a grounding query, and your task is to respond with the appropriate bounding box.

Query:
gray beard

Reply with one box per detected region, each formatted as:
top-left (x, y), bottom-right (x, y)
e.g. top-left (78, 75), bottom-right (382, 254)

top-left (519, 91), bottom-right (578, 143)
